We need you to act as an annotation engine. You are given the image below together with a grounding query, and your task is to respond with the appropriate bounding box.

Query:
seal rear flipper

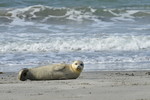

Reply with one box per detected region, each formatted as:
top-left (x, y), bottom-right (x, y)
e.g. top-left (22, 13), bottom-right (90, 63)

top-left (18, 68), bottom-right (28, 81)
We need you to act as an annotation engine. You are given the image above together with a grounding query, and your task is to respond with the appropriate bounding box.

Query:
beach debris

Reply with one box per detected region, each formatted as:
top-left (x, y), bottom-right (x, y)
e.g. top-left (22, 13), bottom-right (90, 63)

top-left (115, 72), bottom-right (123, 75)
top-left (145, 72), bottom-right (150, 75)
top-left (80, 82), bottom-right (91, 85)
top-left (7, 91), bottom-right (12, 93)
top-left (0, 72), bottom-right (3, 74)
top-left (125, 73), bottom-right (134, 76)
top-left (115, 72), bottom-right (134, 76)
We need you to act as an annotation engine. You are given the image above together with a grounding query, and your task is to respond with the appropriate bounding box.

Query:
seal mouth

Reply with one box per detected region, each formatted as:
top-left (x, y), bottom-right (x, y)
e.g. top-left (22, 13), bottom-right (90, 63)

top-left (77, 66), bottom-right (82, 71)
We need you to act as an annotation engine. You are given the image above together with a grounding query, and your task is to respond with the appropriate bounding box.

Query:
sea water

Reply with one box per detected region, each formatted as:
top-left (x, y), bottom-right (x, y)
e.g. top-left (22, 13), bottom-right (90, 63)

top-left (0, 0), bottom-right (150, 72)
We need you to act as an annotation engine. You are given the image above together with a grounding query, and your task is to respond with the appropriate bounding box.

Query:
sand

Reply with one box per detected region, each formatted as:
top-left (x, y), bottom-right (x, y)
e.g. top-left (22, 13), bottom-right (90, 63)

top-left (0, 71), bottom-right (150, 100)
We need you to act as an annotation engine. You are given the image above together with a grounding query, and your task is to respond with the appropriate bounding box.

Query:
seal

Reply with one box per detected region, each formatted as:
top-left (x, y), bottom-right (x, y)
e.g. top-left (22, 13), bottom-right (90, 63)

top-left (18, 60), bottom-right (84, 81)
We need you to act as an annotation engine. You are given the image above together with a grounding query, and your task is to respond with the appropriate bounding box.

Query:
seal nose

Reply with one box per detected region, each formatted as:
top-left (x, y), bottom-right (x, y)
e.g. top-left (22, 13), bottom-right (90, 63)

top-left (77, 66), bottom-right (81, 70)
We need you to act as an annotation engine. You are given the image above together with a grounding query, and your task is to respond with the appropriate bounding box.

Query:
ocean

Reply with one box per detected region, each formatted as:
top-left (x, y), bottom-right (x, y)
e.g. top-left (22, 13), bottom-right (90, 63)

top-left (0, 0), bottom-right (150, 72)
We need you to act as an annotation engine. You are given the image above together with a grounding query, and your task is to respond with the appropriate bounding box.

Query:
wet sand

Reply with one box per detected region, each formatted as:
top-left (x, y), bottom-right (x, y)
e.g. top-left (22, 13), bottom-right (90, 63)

top-left (1, 71), bottom-right (150, 100)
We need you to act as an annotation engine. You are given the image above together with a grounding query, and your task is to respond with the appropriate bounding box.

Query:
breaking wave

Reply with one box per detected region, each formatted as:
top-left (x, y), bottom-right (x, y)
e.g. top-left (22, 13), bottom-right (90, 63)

top-left (0, 5), bottom-right (150, 24)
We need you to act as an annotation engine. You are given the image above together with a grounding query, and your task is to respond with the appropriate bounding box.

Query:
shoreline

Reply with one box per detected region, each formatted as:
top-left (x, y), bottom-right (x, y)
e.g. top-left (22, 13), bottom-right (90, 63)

top-left (1, 70), bottom-right (150, 100)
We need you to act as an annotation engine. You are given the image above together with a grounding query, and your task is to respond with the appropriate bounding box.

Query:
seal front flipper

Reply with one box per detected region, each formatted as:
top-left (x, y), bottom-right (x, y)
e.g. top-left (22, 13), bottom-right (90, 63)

top-left (18, 68), bottom-right (29, 81)
top-left (53, 63), bottom-right (66, 71)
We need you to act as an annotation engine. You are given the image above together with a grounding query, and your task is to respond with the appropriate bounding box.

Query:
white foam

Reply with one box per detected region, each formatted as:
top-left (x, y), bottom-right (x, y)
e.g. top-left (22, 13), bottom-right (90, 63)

top-left (114, 9), bottom-right (150, 21)
top-left (1, 35), bottom-right (150, 53)
top-left (107, 9), bottom-right (139, 21)
top-left (7, 5), bottom-right (45, 26)
top-left (66, 7), bottom-right (97, 22)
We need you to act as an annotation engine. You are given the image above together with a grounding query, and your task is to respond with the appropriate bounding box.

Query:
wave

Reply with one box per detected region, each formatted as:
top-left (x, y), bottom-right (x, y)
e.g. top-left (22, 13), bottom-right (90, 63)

top-left (1, 35), bottom-right (150, 53)
top-left (0, 5), bottom-right (150, 24)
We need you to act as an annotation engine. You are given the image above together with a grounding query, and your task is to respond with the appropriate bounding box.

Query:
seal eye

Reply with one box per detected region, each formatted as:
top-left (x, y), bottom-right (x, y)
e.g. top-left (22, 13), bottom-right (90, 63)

top-left (75, 63), bottom-right (78, 65)
top-left (80, 64), bottom-right (83, 66)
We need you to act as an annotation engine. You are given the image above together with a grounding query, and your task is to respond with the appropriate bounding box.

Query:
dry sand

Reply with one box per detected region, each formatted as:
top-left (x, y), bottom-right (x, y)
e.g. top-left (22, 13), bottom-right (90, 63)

top-left (1, 71), bottom-right (150, 100)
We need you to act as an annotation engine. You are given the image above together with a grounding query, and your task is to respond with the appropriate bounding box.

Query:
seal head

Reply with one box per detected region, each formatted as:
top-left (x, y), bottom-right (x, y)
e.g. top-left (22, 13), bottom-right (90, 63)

top-left (71, 60), bottom-right (84, 73)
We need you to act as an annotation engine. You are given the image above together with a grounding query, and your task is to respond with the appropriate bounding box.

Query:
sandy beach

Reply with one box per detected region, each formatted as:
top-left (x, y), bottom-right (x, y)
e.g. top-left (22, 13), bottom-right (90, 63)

top-left (1, 0), bottom-right (150, 100)
top-left (0, 71), bottom-right (150, 100)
